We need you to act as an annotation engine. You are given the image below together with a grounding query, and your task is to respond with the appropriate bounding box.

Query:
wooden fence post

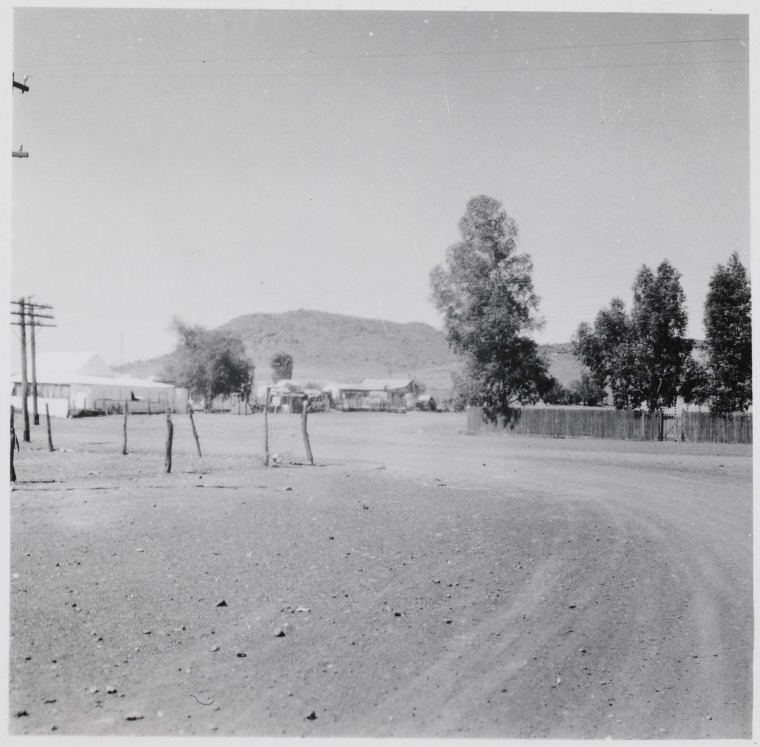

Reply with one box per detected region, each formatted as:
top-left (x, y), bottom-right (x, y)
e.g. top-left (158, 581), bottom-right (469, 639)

top-left (165, 408), bottom-right (173, 474)
top-left (10, 406), bottom-right (17, 483)
top-left (301, 395), bottom-right (314, 465)
top-left (263, 386), bottom-right (270, 467)
top-left (122, 400), bottom-right (128, 455)
top-left (188, 407), bottom-right (202, 457)
top-left (46, 403), bottom-right (54, 452)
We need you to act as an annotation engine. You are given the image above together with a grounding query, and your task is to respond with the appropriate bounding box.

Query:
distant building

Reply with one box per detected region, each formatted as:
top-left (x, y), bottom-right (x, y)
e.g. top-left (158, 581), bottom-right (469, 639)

top-left (251, 380), bottom-right (327, 413)
top-left (415, 394), bottom-right (438, 412)
top-left (10, 352), bottom-right (187, 417)
top-left (324, 378), bottom-right (415, 412)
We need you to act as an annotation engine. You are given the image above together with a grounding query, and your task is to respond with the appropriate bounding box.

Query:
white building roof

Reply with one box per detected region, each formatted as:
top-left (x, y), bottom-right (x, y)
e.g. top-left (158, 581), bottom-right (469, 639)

top-left (321, 379), bottom-right (412, 394)
top-left (255, 380), bottom-right (306, 397)
top-left (359, 378), bottom-right (413, 391)
top-left (11, 352), bottom-right (174, 389)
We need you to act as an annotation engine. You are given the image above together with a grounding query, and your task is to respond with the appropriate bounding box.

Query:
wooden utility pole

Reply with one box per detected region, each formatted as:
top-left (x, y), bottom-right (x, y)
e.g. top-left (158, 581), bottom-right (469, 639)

top-left (18, 298), bottom-right (30, 442)
top-left (45, 403), bottom-right (54, 452)
top-left (301, 395), bottom-right (314, 466)
top-left (165, 408), bottom-right (173, 473)
top-left (122, 400), bottom-right (128, 455)
top-left (263, 385), bottom-right (270, 467)
top-left (188, 407), bottom-right (202, 457)
top-left (26, 302), bottom-right (54, 427)
top-left (30, 307), bottom-right (38, 425)
top-left (11, 299), bottom-right (55, 438)
top-left (10, 406), bottom-right (17, 482)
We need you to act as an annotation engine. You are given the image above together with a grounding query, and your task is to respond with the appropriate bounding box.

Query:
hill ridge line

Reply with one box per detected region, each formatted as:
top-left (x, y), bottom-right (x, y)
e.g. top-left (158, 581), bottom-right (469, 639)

top-left (119, 310), bottom-right (583, 393)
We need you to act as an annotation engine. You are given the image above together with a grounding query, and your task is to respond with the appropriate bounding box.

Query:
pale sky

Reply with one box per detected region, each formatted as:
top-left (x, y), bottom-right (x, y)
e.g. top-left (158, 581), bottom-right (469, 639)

top-left (9, 5), bottom-right (751, 369)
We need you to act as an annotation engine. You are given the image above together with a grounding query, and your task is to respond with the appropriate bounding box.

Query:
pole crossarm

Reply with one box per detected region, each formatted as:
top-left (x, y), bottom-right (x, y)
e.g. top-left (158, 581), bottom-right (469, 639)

top-left (12, 74), bottom-right (30, 159)
top-left (11, 301), bottom-right (53, 310)
top-left (11, 299), bottom-right (55, 325)
top-left (12, 74), bottom-right (29, 93)
top-left (11, 311), bottom-right (55, 319)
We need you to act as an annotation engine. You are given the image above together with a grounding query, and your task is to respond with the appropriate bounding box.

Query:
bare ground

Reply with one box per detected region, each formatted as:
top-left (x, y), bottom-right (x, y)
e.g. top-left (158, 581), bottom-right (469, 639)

top-left (8, 411), bottom-right (752, 738)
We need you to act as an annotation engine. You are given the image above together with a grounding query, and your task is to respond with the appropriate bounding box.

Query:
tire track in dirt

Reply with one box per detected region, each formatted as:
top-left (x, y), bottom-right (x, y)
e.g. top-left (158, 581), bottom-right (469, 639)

top-left (10, 414), bottom-right (751, 737)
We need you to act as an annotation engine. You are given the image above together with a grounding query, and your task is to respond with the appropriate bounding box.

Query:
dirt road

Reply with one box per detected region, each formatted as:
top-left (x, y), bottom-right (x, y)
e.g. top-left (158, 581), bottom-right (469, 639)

top-left (9, 411), bottom-right (752, 737)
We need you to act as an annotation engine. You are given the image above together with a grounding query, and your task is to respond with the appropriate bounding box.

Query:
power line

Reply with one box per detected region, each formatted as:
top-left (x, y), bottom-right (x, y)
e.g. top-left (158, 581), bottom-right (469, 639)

top-left (22, 35), bottom-right (749, 69)
top-left (34, 56), bottom-right (749, 80)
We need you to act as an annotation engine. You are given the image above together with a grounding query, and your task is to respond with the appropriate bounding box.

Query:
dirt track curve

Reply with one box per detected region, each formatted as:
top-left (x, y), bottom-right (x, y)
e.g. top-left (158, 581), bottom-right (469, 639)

top-left (9, 411), bottom-right (752, 738)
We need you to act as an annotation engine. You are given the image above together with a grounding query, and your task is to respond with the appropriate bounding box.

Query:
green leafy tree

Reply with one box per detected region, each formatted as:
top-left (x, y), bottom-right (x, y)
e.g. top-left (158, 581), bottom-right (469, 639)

top-left (573, 298), bottom-right (639, 409)
top-left (270, 352), bottom-right (293, 381)
top-left (573, 260), bottom-right (691, 411)
top-left (167, 320), bottom-right (254, 411)
top-left (569, 372), bottom-right (607, 407)
top-left (430, 195), bottom-right (553, 418)
top-left (702, 252), bottom-right (752, 413)
top-left (628, 260), bottom-right (692, 412)
top-left (542, 380), bottom-right (571, 405)
top-left (679, 353), bottom-right (710, 407)
top-left (542, 373), bottom-right (605, 406)
top-left (546, 381), bottom-right (582, 406)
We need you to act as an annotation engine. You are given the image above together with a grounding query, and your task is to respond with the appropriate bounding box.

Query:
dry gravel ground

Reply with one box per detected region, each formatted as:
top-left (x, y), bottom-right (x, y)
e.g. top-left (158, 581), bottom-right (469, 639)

top-left (9, 410), bottom-right (752, 738)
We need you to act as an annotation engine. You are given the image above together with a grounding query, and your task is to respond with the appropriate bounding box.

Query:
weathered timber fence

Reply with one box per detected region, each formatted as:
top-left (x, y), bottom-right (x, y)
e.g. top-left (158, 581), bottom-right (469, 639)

top-left (466, 406), bottom-right (752, 444)
top-left (678, 411), bottom-right (753, 443)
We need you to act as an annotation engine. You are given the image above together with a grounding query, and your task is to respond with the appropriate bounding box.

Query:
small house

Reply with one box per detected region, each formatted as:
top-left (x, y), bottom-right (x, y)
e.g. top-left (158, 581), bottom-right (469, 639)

top-left (253, 380), bottom-right (327, 413)
top-left (324, 378), bottom-right (414, 412)
top-left (415, 394), bottom-right (438, 412)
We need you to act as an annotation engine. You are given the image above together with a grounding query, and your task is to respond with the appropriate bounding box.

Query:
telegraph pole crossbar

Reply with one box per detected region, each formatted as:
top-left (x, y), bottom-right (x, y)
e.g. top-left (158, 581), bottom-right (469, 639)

top-left (12, 74), bottom-right (30, 158)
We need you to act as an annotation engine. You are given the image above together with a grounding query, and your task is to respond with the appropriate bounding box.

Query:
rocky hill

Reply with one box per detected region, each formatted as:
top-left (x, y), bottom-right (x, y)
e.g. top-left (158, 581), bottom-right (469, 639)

top-left (539, 342), bottom-right (585, 390)
top-left (120, 310), bottom-right (584, 397)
